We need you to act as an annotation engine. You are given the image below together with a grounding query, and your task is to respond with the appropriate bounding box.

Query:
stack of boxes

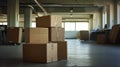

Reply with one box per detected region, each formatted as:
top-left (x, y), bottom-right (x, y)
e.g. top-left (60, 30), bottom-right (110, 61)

top-left (23, 15), bottom-right (67, 63)
top-left (36, 15), bottom-right (64, 42)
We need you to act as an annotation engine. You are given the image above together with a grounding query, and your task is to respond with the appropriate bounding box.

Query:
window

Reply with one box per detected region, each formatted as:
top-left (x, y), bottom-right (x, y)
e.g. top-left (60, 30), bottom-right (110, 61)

top-left (0, 23), bottom-right (3, 25)
top-left (65, 22), bottom-right (75, 31)
top-left (63, 21), bottom-right (89, 31)
top-left (31, 22), bottom-right (36, 28)
top-left (62, 23), bottom-right (65, 28)
top-left (0, 22), bottom-right (8, 25)
top-left (76, 22), bottom-right (89, 31)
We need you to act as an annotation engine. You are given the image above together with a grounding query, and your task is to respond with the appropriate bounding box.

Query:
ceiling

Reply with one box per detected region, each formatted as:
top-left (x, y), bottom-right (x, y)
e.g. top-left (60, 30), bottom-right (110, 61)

top-left (0, 0), bottom-right (117, 20)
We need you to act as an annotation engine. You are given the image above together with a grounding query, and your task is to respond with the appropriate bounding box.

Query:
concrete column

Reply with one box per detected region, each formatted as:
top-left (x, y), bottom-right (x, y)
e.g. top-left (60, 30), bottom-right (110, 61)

top-left (117, 3), bottom-right (120, 24)
top-left (24, 7), bottom-right (32, 28)
top-left (93, 13), bottom-right (98, 29)
top-left (117, 1), bottom-right (120, 24)
top-left (106, 5), bottom-right (110, 28)
top-left (7, 0), bottom-right (19, 27)
top-left (109, 3), bottom-right (114, 28)
top-left (113, 0), bottom-right (117, 24)
top-left (102, 6), bottom-right (107, 28)
top-left (109, 1), bottom-right (118, 28)
top-left (99, 8), bottom-right (103, 29)
top-left (93, 13), bottom-right (98, 30)
top-left (93, 11), bottom-right (102, 30)
top-left (89, 15), bottom-right (93, 31)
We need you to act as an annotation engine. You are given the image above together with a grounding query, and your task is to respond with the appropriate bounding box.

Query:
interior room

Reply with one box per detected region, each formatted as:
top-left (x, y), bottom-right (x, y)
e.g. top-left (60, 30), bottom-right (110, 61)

top-left (0, 0), bottom-right (120, 67)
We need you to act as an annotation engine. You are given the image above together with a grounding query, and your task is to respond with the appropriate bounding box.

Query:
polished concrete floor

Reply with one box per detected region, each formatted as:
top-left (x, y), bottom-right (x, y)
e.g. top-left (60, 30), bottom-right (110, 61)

top-left (0, 39), bottom-right (120, 67)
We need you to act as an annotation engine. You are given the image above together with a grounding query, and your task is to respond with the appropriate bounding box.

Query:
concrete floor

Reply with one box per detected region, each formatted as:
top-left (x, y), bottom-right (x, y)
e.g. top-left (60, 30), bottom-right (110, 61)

top-left (0, 39), bottom-right (120, 67)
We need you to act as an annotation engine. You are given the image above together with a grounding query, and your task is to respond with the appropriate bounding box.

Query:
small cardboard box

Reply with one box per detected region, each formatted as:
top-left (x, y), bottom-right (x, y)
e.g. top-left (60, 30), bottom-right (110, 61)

top-left (23, 43), bottom-right (57, 63)
top-left (24, 28), bottom-right (48, 43)
top-left (49, 27), bottom-right (64, 41)
top-left (36, 15), bottom-right (62, 27)
top-left (6, 27), bottom-right (22, 43)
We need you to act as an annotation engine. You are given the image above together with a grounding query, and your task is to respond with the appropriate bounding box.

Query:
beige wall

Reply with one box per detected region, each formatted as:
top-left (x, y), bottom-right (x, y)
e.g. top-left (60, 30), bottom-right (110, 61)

top-left (117, 1), bottom-right (120, 24)
top-left (93, 11), bottom-right (102, 30)
top-left (89, 15), bottom-right (93, 31)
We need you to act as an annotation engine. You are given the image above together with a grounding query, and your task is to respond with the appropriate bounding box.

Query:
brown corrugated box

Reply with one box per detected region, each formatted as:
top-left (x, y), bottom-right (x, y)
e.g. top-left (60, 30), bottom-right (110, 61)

top-left (49, 27), bottom-right (64, 41)
top-left (23, 43), bottom-right (57, 63)
top-left (80, 30), bottom-right (89, 40)
top-left (24, 28), bottom-right (48, 43)
top-left (6, 27), bottom-right (22, 43)
top-left (36, 15), bottom-right (62, 27)
top-left (96, 34), bottom-right (107, 44)
top-left (52, 41), bottom-right (67, 60)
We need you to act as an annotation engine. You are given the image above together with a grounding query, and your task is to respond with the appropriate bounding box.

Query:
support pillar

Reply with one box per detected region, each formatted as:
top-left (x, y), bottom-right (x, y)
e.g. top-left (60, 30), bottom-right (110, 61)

top-left (24, 7), bottom-right (33, 28)
top-left (7, 0), bottom-right (19, 27)
top-left (109, 0), bottom-right (118, 28)
top-left (99, 8), bottom-right (103, 29)
top-left (113, 0), bottom-right (117, 24)
top-left (106, 5), bottom-right (110, 28)
top-left (89, 15), bottom-right (93, 31)
top-left (117, 3), bottom-right (120, 24)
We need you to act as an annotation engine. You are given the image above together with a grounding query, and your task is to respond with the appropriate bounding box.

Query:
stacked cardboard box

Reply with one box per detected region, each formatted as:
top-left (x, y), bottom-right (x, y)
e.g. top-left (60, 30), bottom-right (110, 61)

top-left (52, 41), bottom-right (67, 60)
top-left (49, 27), bottom-right (64, 41)
top-left (24, 28), bottom-right (48, 43)
top-left (36, 15), bottom-right (62, 27)
top-left (23, 15), bottom-right (67, 63)
top-left (36, 15), bottom-right (64, 42)
top-left (36, 15), bottom-right (67, 61)
top-left (23, 43), bottom-right (57, 63)
top-left (23, 28), bottom-right (58, 63)
top-left (6, 27), bottom-right (22, 44)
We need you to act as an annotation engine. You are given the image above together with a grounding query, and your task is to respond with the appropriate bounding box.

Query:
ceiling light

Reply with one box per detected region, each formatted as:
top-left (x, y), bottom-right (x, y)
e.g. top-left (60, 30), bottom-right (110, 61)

top-left (70, 8), bottom-right (73, 13)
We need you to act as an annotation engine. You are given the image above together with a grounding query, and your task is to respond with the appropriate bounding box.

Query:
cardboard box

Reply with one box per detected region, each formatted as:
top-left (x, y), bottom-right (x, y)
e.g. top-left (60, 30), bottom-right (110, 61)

top-left (36, 15), bottom-right (62, 27)
top-left (6, 27), bottom-right (22, 43)
top-left (49, 27), bottom-right (64, 41)
top-left (80, 30), bottom-right (89, 40)
top-left (52, 41), bottom-right (67, 60)
top-left (23, 43), bottom-right (57, 63)
top-left (96, 34), bottom-right (107, 44)
top-left (24, 28), bottom-right (48, 43)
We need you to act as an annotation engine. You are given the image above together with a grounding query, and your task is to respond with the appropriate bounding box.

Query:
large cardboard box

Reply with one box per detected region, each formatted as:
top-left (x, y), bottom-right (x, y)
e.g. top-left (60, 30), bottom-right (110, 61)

top-left (52, 41), bottom-right (67, 60)
top-left (49, 27), bottom-right (64, 41)
top-left (36, 15), bottom-right (62, 27)
top-left (6, 27), bottom-right (22, 43)
top-left (24, 28), bottom-right (48, 43)
top-left (23, 43), bottom-right (57, 63)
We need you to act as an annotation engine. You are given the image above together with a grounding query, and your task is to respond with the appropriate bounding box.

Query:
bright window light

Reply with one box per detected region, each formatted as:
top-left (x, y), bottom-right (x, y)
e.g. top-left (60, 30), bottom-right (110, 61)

top-left (0, 23), bottom-right (3, 25)
top-left (3, 22), bottom-right (7, 25)
top-left (65, 22), bottom-right (75, 31)
top-left (31, 22), bottom-right (36, 28)
top-left (76, 22), bottom-right (89, 31)
top-left (62, 23), bottom-right (65, 28)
